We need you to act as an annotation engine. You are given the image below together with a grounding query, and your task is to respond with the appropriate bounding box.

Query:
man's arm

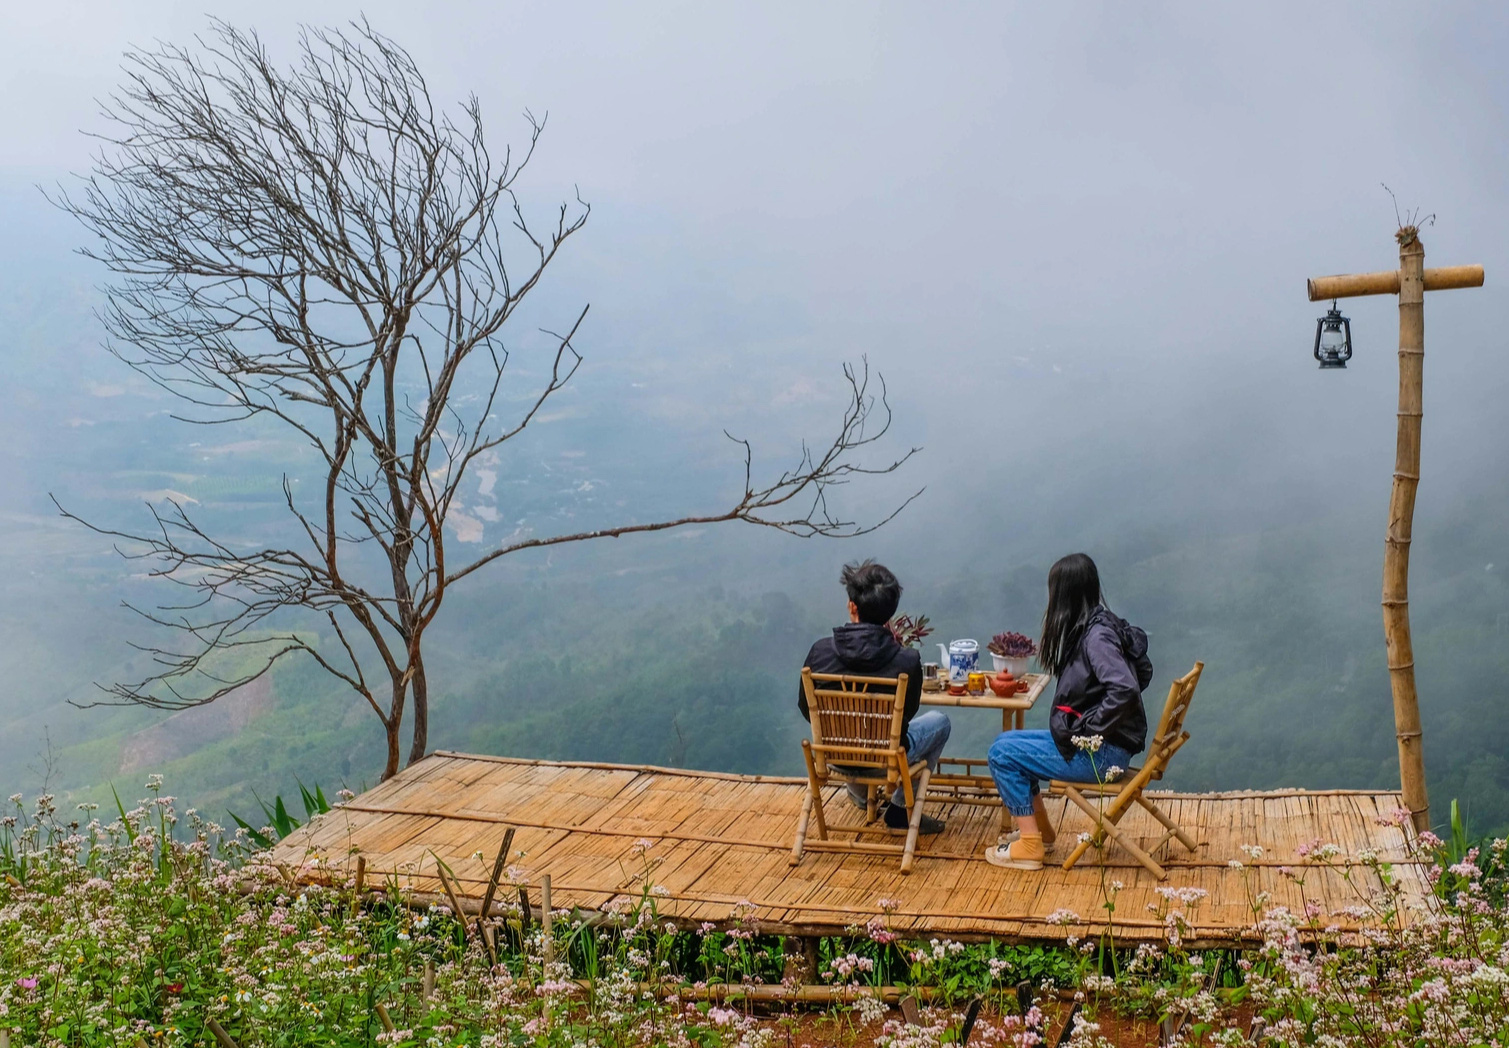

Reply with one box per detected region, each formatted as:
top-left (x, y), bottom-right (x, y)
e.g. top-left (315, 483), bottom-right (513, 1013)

top-left (797, 640), bottom-right (825, 722)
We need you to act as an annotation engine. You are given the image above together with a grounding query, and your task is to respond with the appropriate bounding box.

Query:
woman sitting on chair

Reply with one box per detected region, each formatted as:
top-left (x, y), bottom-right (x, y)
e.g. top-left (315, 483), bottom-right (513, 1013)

top-left (984, 552), bottom-right (1153, 870)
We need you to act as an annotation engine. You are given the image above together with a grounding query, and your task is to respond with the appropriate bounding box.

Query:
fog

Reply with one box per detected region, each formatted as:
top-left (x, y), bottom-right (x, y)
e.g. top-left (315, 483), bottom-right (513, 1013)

top-left (2, 3), bottom-right (1507, 826)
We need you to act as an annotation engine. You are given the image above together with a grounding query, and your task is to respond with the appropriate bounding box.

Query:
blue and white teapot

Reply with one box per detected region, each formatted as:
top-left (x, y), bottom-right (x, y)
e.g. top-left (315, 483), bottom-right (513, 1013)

top-left (936, 639), bottom-right (980, 685)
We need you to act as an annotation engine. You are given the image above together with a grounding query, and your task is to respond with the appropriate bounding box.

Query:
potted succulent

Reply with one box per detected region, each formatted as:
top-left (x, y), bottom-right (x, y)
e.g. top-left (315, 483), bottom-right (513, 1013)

top-left (988, 631), bottom-right (1037, 677)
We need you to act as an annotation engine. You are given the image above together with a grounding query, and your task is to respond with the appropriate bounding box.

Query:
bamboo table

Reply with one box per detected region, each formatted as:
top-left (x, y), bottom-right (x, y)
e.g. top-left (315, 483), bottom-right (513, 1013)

top-left (921, 672), bottom-right (1051, 819)
top-left (919, 671), bottom-right (1050, 731)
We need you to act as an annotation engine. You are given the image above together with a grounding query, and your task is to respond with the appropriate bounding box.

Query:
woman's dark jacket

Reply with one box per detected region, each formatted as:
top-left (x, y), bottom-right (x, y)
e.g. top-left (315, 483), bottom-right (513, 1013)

top-left (1047, 607), bottom-right (1153, 761)
top-left (799, 623), bottom-right (923, 735)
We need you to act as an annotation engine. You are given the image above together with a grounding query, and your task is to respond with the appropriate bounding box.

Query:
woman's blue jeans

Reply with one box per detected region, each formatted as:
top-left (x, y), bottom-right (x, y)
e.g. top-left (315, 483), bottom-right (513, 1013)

top-left (987, 729), bottom-right (1132, 817)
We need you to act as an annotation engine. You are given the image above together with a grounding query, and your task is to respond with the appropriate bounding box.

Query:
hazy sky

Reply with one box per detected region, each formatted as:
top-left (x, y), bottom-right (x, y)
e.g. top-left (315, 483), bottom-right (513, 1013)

top-left (4, 1), bottom-right (1508, 564)
top-left (5, 2), bottom-right (1509, 810)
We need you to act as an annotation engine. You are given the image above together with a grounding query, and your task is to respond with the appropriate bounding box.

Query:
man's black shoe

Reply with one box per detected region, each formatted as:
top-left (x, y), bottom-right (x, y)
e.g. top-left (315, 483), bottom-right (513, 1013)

top-left (882, 802), bottom-right (945, 835)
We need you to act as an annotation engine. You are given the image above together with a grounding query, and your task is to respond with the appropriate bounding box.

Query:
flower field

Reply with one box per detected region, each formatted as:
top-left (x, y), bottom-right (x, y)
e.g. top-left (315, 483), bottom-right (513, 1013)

top-left (2, 781), bottom-right (1507, 1047)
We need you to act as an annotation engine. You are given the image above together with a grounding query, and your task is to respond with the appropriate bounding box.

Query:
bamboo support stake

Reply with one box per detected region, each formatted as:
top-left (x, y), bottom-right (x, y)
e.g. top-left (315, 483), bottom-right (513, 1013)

top-left (541, 875), bottom-right (554, 963)
top-left (1052, 1003), bottom-right (1082, 1048)
top-left (205, 1018), bottom-right (240, 1048)
top-left (900, 995), bottom-right (922, 1026)
top-left (423, 957), bottom-right (435, 1000)
top-left (541, 875), bottom-right (554, 1023)
top-left (434, 859), bottom-right (468, 945)
top-left (1387, 229), bottom-right (1430, 833)
top-left (478, 826), bottom-right (515, 927)
top-left (351, 855), bottom-right (366, 916)
top-left (959, 997), bottom-right (985, 1046)
top-left (375, 1002), bottom-right (395, 1034)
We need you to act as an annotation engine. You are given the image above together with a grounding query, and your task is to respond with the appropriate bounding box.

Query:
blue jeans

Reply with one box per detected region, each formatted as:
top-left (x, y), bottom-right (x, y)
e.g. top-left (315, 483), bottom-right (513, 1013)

top-left (845, 710), bottom-right (952, 807)
top-left (987, 729), bottom-right (1132, 817)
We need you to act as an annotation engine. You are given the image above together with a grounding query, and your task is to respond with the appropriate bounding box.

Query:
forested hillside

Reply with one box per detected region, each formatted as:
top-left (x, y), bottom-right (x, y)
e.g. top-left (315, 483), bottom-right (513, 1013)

top-left (2, 173), bottom-right (1506, 837)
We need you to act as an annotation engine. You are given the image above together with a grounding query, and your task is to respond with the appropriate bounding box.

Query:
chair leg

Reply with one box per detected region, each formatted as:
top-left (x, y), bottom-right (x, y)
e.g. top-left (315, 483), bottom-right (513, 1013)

top-left (790, 791), bottom-right (812, 865)
top-left (900, 766), bottom-right (931, 875)
top-left (1136, 795), bottom-right (1196, 853)
top-left (1059, 785), bottom-right (1170, 879)
top-left (1059, 786), bottom-right (1096, 871)
top-left (866, 784), bottom-right (879, 824)
top-left (800, 742), bottom-right (829, 841)
top-left (896, 752), bottom-right (916, 812)
top-left (1097, 817), bottom-right (1168, 880)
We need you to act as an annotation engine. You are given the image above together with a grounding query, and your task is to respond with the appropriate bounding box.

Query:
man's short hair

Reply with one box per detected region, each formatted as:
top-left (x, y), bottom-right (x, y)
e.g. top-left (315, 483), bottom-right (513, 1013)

top-left (841, 559), bottom-right (902, 625)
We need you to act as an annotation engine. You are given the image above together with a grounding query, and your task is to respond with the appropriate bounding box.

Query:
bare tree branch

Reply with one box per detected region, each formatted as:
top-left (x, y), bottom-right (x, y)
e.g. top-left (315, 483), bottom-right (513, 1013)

top-left (52, 18), bottom-right (917, 780)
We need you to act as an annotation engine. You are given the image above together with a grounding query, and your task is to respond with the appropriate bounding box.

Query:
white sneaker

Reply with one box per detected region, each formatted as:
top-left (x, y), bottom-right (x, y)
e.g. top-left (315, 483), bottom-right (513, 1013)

top-left (984, 839), bottom-right (1045, 870)
top-left (999, 830), bottom-right (1057, 854)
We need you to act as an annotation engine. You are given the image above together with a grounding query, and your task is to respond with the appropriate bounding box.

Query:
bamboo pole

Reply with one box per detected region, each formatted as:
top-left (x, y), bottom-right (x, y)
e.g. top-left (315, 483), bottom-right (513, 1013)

top-left (1387, 228), bottom-right (1430, 833)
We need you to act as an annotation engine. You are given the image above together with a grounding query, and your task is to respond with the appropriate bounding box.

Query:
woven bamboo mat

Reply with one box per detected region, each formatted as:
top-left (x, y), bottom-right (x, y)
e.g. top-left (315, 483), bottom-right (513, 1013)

top-left (270, 751), bottom-right (1431, 944)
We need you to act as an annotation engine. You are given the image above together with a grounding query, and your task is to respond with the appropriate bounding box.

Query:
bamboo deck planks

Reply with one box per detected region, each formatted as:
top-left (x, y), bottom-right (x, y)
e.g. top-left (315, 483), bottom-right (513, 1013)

top-left (270, 753), bottom-right (1432, 944)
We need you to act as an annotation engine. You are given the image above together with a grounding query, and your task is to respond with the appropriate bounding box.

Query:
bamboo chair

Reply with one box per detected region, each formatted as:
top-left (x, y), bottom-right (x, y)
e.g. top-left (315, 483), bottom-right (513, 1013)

top-left (790, 669), bottom-right (934, 874)
top-left (1050, 662), bottom-right (1204, 880)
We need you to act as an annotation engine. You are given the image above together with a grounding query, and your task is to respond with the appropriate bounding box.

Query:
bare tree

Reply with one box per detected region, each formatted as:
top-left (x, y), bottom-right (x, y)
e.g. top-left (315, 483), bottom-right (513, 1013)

top-left (53, 19), bottom-right (916, 780)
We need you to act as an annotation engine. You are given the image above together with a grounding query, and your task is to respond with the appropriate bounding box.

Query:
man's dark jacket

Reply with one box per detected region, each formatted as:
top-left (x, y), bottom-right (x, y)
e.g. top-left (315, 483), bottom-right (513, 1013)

top-left (798, 623), bottom-right (923, 735)
top-left (1046, 607), bottom-right (1153, 761)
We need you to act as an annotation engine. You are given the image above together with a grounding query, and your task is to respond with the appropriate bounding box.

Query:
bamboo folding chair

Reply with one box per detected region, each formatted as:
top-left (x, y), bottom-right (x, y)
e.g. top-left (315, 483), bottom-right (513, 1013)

top-left (1050, 662), bottom-right (1204, 880)
top-left (790, 669), bottom-right (934, 873)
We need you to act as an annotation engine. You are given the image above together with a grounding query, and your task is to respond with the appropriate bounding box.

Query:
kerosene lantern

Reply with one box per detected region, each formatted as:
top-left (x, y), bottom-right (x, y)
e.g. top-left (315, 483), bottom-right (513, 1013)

top-left (1314, 300), bottom-right (1352, 369)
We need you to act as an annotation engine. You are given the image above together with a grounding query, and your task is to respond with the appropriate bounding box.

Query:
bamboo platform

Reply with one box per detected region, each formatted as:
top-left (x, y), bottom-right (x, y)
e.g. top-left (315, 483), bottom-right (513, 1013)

top-left (271, 751), bottom-right (1431, 945)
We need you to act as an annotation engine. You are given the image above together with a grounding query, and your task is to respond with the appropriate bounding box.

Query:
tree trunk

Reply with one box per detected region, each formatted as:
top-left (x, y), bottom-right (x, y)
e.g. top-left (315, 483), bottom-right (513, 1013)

top-left (382, 676), bottom-right (408, 781)
top-left (407, 652), bottom-right (429, 768)
top-left (1385, 231), bottom-right (1430, 834)
top-left (382, 717), bottom-right (402, 781)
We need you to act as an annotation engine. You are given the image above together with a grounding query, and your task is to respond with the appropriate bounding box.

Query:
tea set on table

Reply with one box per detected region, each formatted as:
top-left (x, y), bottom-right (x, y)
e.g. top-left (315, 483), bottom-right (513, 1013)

top-left (925, 638), bottom-right (1034, 698)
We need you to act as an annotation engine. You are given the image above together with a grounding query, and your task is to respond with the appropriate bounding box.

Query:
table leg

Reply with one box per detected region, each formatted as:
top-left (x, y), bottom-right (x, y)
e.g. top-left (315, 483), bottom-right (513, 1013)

top-left (1015, 709), bottom-right (1025, 732)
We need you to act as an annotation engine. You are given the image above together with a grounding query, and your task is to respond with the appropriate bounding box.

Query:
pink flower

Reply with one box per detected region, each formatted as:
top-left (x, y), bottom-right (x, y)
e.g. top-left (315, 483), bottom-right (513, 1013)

top-left (17, 977), bottom-right (38, 989)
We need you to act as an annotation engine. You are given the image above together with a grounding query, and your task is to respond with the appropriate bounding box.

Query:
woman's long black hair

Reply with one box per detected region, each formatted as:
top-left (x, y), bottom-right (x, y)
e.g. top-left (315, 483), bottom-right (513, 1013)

top-left (1039, 553), bottom-right (1103, 676)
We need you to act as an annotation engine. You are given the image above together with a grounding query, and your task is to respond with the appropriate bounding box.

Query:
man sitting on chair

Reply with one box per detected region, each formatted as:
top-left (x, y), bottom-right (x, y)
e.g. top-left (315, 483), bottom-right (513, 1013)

top-left (798, 560), bottom-right (951, 834)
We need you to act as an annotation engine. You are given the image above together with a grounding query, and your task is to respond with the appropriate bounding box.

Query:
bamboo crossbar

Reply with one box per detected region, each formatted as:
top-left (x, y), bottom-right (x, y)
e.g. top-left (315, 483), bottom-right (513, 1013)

top-left (430, 750), bottom-right (810, 784)
top-left (915, 693), bottom-right (1036, 710)
top-left (577, 981), bottom-right (1078, 1005)
top-left (1307, 264), bottom-right (1484, 301)
top-left (280, 877), bottom-right (1398, 936)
